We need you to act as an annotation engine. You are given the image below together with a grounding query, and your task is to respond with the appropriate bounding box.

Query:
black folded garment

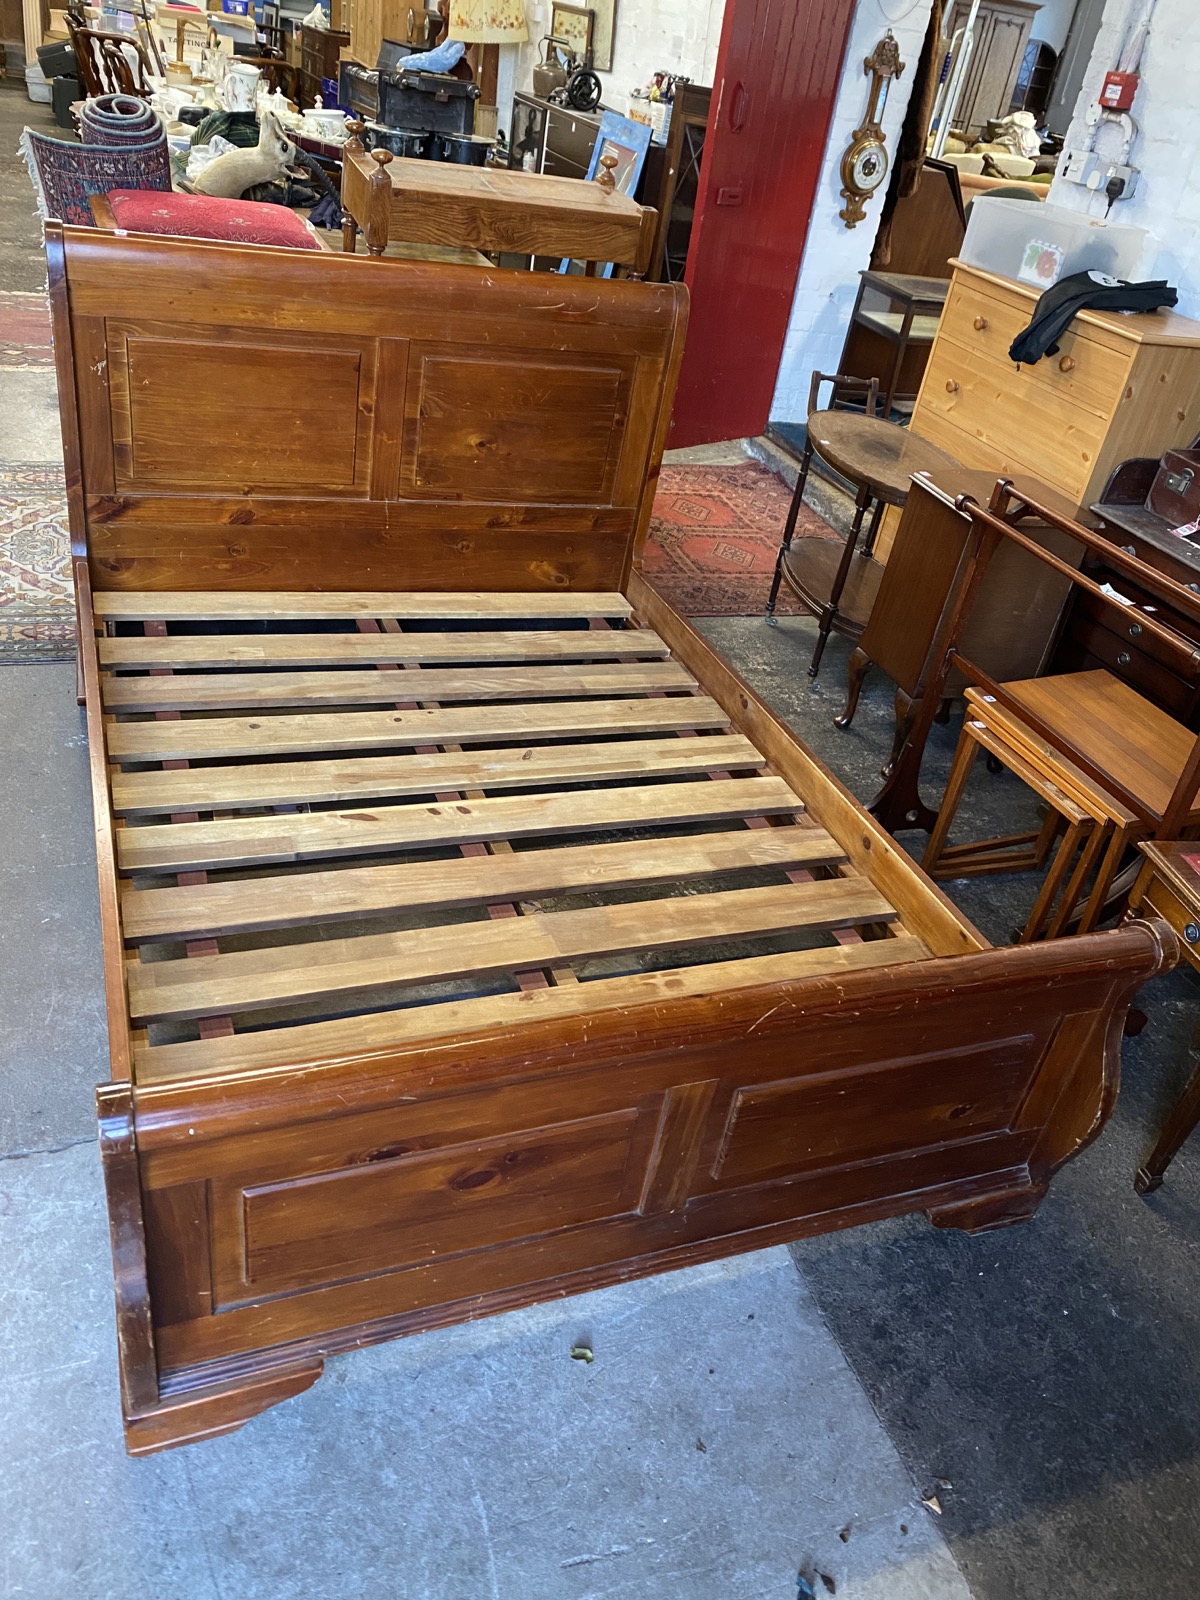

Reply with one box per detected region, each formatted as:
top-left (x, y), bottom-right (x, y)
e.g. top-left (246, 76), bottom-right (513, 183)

top-left (1009, 269), bottom-right (1178, 364)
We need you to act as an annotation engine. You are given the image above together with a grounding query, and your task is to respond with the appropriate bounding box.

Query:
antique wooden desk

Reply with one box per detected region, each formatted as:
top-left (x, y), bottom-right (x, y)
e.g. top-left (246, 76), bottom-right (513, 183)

top-left (48, 223), bottom-right (1176, 1454)
top-left (1131, 842), bottom-right (1200, 1193)
top-left (340, 137), bottom-right (656, 273)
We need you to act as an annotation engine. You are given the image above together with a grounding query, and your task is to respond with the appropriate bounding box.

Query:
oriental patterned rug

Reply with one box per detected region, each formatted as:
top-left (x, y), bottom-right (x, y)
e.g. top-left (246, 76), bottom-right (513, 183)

top-left (644, 461), bottom-right (836, 617)
top-left (0, 292), bottom-right (74, 662)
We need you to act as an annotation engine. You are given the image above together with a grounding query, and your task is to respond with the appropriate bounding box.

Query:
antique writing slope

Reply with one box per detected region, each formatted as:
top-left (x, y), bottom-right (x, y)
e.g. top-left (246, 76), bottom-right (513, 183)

top-left (47, 224), bottom-right (1175, 1453)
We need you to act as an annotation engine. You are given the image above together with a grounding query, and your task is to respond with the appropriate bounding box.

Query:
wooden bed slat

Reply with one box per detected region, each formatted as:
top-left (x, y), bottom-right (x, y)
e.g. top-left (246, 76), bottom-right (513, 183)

top-left (111, 734), bottom-right (766, 817)
top-left (93, 591), bottom-right (635, 622)
top-left (99, 628), bottom-right (670, 672)
top-left (120, 827), bottom-right (848, 942)
top-left (105, 694), bottom-right (729, 764)
top-left (126, 878), bottom-right (898, 1023)
top-left (100, 660), bottom-right (696, 714)
top-left (116, 776), bottom-right (806, 873)
top-left (133, 935), bottom-right (930, 1080)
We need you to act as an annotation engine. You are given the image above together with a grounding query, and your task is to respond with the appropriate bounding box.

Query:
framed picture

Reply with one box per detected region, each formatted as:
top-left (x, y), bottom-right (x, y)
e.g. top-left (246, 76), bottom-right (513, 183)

top-left (559, 110), bottom-right (652, 278)
top-left (550, 2), bottom-right (593, 65)
top-left (590, 0), bottom-right (616, 70)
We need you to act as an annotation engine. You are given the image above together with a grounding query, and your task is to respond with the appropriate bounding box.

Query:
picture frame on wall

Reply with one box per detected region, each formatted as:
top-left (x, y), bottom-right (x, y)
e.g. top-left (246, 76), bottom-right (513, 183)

top-left (587, 0), bottom-right (616, 71)
top-left (559, 110), bottom-right (652, 278)
top-left (549, 2), bottom-right (594, 66)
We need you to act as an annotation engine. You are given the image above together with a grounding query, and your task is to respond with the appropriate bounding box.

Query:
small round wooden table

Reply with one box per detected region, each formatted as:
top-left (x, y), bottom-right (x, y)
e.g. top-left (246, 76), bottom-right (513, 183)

top-left (765, 410), bottom-right (966, 677)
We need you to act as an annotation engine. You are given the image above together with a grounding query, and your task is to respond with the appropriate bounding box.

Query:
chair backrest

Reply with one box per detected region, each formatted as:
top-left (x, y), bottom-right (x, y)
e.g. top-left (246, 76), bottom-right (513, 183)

top-left (905, 479), bottom-right (1200, 835)
top-left (71, 27), bottom-right (153, 97)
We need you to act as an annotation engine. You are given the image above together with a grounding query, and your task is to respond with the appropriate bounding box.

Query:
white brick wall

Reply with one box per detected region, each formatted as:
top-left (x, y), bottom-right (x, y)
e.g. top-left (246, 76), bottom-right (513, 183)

top-left (770, 0), bottom-right (936, 422)
top-left (496, 0), bottom-right (725, 140)
top-left (1047, 0), bottom-right (1200, 319)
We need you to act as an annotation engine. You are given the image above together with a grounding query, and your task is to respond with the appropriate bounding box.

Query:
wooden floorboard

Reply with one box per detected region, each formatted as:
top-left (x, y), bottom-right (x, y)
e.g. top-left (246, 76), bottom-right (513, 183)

top-left (115, 776), bottom-right (806, 873)
top-left (125, 878), bottom-right (898, 1023)
top-left (133, 936), bottom-right (931, 1081)
top-left (100, 661), bottom-right (696, 714)
top-left (120, 827), bottom-right (848, 942)
top-left (105, 695), bottom-right (729, 764)
top-left (110, 734), bottom-right (766, 817)
top-left (99, 629), bottom-right (669, 671)
top-left (93, 591), bottom-right (634, 622)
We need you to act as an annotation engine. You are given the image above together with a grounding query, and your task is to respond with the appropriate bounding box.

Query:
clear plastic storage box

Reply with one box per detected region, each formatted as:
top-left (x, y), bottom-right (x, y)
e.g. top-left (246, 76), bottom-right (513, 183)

top-left (959, 196), bottom-right (1147, 289)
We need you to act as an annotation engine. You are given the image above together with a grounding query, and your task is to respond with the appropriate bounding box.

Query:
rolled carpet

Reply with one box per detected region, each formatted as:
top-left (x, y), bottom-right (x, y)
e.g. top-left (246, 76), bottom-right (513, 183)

top-left (21, 95), bottom-right (171, 227)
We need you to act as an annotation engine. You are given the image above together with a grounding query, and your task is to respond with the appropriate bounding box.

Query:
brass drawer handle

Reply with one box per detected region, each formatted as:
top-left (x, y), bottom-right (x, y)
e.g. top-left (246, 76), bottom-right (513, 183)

top-left (973, 315), bottom-right (989, 331)
top-left (1059, 355), bottom-right (1076, 374)
top-left (1117, 651), bottom-right (1131, 666)
top-left (945, 379), bottom-right (960, 394)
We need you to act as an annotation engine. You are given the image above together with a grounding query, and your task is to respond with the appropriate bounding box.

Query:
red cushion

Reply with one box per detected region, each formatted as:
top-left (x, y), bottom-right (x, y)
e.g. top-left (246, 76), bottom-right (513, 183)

top-left (105, 189), bottom-right (320, 249)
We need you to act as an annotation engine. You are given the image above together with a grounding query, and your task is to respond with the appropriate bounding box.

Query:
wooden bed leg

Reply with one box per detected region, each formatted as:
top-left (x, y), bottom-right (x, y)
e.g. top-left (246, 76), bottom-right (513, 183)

top-left (926, 1184), bottom-right (1048, 1234)
top-left (123, 1363), bottom-right (326, 1456)
top-left (99, 1082), bottom-right (324, 1453)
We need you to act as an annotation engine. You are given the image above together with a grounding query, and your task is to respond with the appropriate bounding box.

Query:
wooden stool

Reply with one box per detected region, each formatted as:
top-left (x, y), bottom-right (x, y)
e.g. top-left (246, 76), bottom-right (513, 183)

top-left (765, 371), bottom-right (965, 678)
top-left (1130, 843), bottom-right (1200, 1193)
top-left (923, 687), bottom-right (1142, 942)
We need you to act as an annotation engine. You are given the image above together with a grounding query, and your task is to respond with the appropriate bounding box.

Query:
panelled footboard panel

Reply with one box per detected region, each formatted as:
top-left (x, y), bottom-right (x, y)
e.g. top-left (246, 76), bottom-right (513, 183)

top-left (120, 923), bottom-right (1170, 1427)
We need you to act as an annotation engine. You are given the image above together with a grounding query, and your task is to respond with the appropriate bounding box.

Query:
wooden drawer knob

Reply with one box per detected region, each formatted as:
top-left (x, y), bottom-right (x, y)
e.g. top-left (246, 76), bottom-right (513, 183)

top-left (1059, 355), bottom-right (1076, 373)
top-left (945, 379), bottom-right (960, 394)
top-left (973, 315), bottom-right (989, 331)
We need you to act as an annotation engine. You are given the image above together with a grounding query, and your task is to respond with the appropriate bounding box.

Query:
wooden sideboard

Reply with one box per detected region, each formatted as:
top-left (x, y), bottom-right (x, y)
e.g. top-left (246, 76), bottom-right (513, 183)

top-left (909, 260), bottom-right (1200, 513)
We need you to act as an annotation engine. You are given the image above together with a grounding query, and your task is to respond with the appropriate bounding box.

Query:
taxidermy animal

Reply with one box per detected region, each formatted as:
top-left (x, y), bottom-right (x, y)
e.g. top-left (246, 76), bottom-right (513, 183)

top-left (192, 113), bottom-right (295, 199)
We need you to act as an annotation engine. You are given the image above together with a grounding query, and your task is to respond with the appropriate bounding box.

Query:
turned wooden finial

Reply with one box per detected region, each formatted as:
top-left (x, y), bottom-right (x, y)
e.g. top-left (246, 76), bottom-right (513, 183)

top-left (345, 119), bottom-right (365, 154)
top-left (370, 148), bottom-right (394, 168)
top-left (595, 151), bottom-right (618, 192)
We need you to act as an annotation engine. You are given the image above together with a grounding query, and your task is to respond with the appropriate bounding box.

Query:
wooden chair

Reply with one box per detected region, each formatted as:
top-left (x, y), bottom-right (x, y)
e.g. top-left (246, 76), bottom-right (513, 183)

top-left (903, 482), bottom-right (1200, 938)
top-left (68, 23), bottom-right (155, 98)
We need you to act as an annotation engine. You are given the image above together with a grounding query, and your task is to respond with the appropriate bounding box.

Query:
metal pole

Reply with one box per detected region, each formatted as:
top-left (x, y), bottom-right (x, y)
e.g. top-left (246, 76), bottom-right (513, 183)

top-left (931, 0), bottom-right (982, 158)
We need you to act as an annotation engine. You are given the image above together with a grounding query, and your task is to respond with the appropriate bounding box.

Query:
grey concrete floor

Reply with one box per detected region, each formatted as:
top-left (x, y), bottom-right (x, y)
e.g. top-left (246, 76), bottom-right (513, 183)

top-left (0, 79), bottom-right (58, 292)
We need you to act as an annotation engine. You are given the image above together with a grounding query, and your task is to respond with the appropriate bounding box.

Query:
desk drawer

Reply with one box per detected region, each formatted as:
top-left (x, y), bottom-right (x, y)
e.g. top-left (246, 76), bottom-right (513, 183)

top-left (920, 338), bottom-right (1106, 502)
top-left (1062, 614), bottom-right (1195, 719)
top-left (939, 281), bottom-right (1129, 415)
top-left (545, 107), bottom-right (599, 169)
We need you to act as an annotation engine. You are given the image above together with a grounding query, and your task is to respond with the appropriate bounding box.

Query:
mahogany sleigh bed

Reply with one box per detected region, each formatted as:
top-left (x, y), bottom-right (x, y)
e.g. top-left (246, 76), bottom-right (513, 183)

top-left (47, 222), bottom-right (1175, 1455)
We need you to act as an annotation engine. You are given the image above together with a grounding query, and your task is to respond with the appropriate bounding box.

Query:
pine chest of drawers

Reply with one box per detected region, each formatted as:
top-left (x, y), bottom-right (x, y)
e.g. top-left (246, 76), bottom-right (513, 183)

top-left (910, 259), bottom-right (1200, 510)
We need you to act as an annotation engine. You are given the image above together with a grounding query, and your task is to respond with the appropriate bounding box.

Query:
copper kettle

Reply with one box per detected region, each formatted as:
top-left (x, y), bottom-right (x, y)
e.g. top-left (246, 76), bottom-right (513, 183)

top-left (532, 36), bottom-right (573, 99)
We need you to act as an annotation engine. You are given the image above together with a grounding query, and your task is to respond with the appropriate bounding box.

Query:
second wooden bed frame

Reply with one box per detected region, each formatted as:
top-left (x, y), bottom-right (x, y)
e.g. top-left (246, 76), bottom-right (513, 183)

top-left (46, 223), bottom-right (1175, 1454)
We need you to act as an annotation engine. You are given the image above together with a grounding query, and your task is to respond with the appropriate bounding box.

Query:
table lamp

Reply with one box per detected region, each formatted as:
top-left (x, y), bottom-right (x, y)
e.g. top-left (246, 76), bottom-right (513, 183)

top-left (448, 0), bottom-right (528, 135)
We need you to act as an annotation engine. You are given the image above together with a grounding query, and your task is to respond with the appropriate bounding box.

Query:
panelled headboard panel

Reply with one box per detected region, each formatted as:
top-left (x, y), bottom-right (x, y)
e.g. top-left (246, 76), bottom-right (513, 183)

top-left (47, 226), bottom-right (688, 594)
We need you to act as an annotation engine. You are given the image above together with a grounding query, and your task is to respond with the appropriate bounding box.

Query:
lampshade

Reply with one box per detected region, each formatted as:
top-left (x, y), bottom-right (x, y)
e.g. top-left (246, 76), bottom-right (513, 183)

top-left (448, 0), bottom-right (528, 42)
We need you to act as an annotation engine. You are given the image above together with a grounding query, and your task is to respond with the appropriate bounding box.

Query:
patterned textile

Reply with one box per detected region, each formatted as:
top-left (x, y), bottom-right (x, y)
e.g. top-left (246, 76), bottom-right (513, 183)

top-left (643, 462), bottom-right (837, 617)
top-left (78, 93), bottom-right (162, 146)
top-left (0, 467), bottom-right (74, 662)
top-left (21, 94), bottom-right (170, 227)
top-left (107, 189), bottom-right (320, 248)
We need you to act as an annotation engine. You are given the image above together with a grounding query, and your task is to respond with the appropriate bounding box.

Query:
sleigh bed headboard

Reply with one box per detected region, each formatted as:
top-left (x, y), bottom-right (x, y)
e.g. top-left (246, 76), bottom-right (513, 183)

top-left (46, 224), bottom-right (689, 594)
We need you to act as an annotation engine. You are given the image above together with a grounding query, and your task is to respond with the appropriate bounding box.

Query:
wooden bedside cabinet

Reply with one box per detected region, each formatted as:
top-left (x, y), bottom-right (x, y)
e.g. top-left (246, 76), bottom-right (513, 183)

top-left (909, 259), bottom-right (1200, 513)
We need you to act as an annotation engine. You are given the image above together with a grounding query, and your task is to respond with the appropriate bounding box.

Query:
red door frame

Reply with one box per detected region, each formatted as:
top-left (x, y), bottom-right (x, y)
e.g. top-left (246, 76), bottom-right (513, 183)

top-left (670, 0), bottom-right (859, 447)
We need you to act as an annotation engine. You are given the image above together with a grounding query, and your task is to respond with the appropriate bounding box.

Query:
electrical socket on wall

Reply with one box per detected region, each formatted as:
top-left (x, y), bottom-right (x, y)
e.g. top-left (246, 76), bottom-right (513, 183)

top-left (1061, 148), bottom-right (1140, 200)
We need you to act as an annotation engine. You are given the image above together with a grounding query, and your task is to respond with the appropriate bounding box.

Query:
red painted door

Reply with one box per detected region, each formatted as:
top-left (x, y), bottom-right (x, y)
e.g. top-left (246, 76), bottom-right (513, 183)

top-left (670, 0), bottom-right (858, 447)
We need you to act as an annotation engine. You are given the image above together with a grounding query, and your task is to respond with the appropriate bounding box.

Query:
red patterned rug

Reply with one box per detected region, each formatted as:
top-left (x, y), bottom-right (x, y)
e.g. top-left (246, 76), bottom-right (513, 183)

top-left (0, 294), bottom-right (74, 661)
top-left (0, 291), bottom-right (54, 370)
top-left (644, 461), bottom-right (836, 616)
